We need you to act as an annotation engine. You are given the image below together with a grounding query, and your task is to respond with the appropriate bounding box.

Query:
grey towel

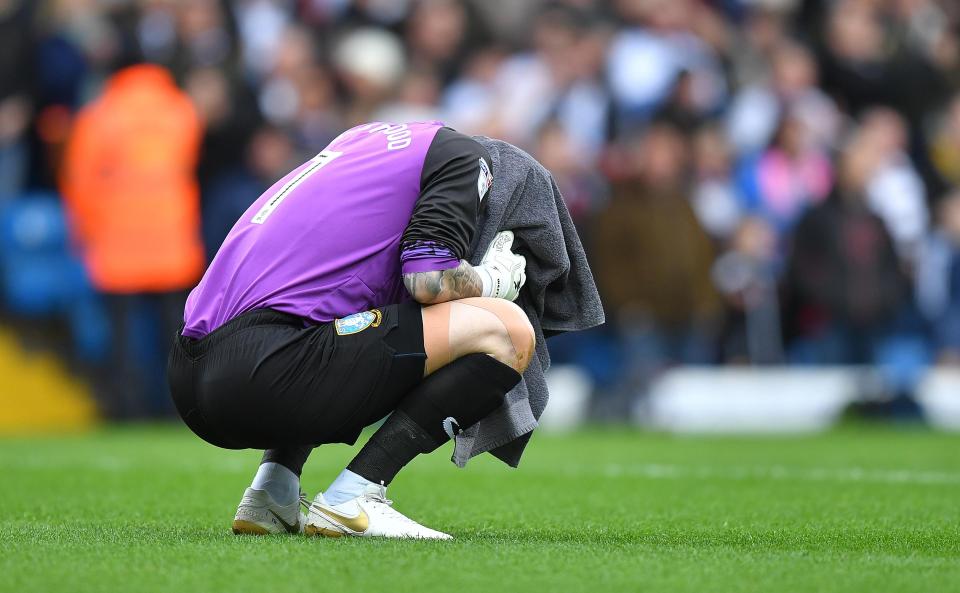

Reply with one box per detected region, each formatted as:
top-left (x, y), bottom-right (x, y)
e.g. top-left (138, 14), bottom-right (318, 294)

top-left (451, 137), bottom-right (605, 468)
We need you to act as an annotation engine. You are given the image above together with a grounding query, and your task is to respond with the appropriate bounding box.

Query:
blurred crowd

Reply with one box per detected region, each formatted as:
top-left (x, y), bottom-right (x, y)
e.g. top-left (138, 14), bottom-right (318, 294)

top-left (3, 0), bottom-right (960, 417)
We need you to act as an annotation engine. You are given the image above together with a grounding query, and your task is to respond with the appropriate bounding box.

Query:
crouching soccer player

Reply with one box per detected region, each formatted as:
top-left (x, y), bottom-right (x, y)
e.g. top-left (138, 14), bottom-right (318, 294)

top-left (167, 121), bottom-right (531, 539)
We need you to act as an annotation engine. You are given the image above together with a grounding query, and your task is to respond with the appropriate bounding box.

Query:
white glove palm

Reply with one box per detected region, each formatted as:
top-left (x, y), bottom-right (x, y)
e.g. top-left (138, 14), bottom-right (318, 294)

top-left (476, 231), bottom-right (527, 301)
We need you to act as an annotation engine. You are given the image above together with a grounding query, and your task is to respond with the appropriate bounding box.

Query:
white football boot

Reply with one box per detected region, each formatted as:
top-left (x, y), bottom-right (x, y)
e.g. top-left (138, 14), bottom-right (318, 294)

top-left (232, 487), bottom-right (309, 535)
top-left (305, 483), bottom-right (452, 540)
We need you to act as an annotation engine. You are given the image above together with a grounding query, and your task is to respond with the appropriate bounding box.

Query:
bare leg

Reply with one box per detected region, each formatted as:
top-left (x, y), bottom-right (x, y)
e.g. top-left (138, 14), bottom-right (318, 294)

top-left (420, 297), bottom-right (536, 375)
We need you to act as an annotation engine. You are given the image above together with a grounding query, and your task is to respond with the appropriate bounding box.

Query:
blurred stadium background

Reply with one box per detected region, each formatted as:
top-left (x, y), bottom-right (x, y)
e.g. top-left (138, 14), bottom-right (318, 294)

top-left (2, 0), bottom-right (960, 435)
top-left (3, 2), bottom-right (960, 592)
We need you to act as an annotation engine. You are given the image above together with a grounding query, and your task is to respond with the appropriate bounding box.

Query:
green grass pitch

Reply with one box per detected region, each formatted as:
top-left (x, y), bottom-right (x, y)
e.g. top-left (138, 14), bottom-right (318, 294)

top-left (2, 425), bottom-right (958, 593)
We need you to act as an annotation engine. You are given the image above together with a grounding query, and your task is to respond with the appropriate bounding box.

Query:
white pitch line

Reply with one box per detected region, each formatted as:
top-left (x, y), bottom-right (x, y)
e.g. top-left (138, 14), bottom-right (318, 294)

top-left (559, 463), bottom-right (960, 485)
top-left (0, 456), bottom-right (251, 473)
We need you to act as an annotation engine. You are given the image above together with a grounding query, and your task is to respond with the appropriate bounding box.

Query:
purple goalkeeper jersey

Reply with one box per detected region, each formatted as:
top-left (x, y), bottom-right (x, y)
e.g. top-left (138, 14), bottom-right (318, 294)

top-left (182, 121), bottom-right (492, 338)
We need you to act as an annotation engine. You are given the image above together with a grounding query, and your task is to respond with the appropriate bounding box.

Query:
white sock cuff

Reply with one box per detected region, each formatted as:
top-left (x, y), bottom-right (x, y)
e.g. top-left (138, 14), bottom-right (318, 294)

top-left (255, 462), bottom-right (298, 483)
top-left (324, 468), bottom-right (376, 506)
top-left (251, 462), bottom-right (299, 505)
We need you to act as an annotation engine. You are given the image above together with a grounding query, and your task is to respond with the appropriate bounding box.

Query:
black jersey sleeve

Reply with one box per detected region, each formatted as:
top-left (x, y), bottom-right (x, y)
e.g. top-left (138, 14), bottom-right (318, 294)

top-left (400, 127), bottom-right (493, 275)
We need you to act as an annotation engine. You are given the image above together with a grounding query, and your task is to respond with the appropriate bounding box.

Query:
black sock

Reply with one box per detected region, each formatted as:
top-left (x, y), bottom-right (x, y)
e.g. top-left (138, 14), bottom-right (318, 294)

top-left (345, 410), bottom-right (434, 486)
top-left (261, 445), bottom-right (313, 477)
top-left (347, 354), bottom-right (521, 485)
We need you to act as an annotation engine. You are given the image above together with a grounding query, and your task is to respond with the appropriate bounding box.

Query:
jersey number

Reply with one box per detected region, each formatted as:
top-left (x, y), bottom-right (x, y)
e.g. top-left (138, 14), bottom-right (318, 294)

top-left (250, 150), bottom-right (343, 224)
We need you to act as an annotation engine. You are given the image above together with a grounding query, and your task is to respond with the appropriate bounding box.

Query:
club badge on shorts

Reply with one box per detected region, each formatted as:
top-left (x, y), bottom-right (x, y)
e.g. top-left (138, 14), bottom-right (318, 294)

top-left (335, 309), bottom-right (382, 335)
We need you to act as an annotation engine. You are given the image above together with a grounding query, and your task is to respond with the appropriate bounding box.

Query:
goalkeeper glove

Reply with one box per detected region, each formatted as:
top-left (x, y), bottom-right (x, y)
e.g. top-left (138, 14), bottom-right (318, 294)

top-left (475, 230), bottom-right (527, 301)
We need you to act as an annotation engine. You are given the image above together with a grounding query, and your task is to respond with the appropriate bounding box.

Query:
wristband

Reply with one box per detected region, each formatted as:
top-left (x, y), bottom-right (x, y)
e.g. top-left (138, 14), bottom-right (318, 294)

top-left (476, 265), bottom-right (494, 298)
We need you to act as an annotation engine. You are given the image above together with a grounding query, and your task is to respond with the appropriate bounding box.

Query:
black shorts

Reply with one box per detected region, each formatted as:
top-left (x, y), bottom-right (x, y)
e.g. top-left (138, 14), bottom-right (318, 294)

top-left (167, 302), bottom-right (426, 450)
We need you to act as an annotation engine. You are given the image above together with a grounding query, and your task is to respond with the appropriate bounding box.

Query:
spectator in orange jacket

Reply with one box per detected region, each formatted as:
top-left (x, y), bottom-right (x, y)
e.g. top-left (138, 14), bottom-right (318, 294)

top-left (61, 64), bottom-right (205, 418)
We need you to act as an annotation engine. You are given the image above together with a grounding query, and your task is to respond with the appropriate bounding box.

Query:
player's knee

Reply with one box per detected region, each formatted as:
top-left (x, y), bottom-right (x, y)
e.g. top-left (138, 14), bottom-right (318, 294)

top-left (479, 299), bottom-right (536, 373)
top-left (502, 302), bottom-right (536, 371)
